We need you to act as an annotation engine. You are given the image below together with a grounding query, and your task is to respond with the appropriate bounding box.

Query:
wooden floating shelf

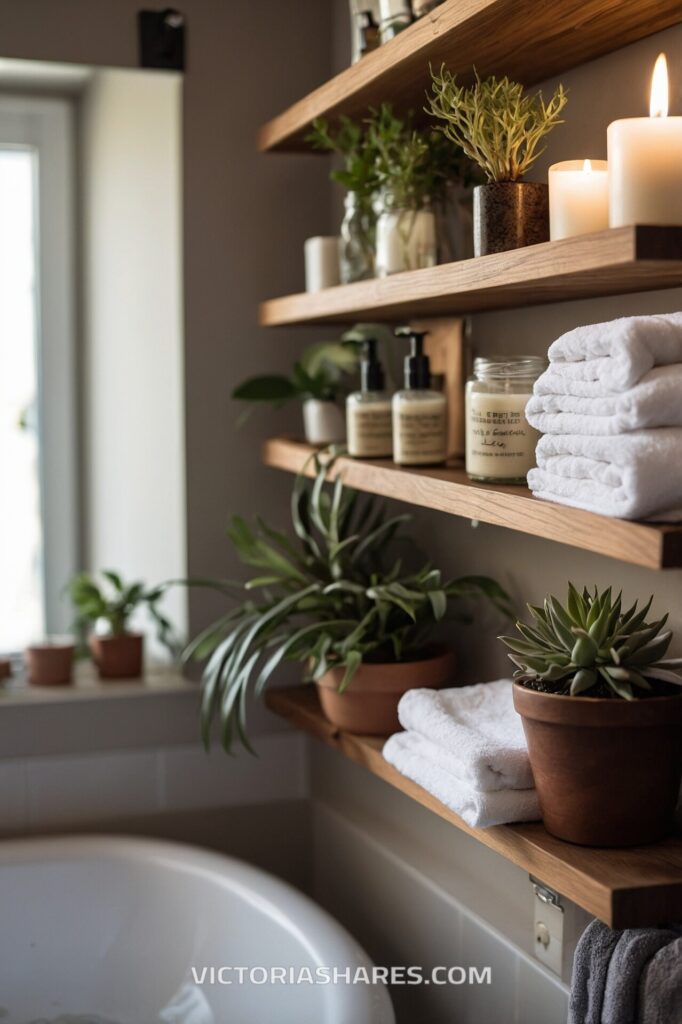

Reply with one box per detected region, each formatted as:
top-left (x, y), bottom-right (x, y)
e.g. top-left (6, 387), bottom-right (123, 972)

top-left (259, 227), bottom-right (682, 326)
top-left (259, 0), bottom-right (682, 151)
top-left (266, 686), bottom-right (682, 928)
top-left (262, 437), bottom-right (682, 570)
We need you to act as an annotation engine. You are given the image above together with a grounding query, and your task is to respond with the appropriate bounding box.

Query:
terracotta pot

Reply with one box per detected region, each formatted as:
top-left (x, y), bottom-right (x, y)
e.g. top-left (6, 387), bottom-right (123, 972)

top-left (89, 633), bottom-right (144, 680)
top-left (513, 682), bottom-right (682, 847)
top-left (473, 182), bottom-right (549, 256)
top-left (316, 646), bottom-right (456, 735)
top-left (25, 641), bottom-right (74, 687)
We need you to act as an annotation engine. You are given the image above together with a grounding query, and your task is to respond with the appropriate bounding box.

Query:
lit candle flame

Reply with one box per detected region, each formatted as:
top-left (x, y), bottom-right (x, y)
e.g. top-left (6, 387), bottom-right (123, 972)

top-left (650, 53), bottom-right (669, 118)
top-left (583, 159), bottom-right (592, 174)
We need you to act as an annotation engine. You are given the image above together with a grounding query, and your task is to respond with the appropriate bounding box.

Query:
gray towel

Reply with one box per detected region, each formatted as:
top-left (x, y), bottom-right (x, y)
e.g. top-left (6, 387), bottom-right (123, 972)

top-left (568, 919), bottom-right (621, 1024)
top-left (637, 935), bottom-right (682, 1024)
top-left (602, 928), bottom-right (680, 1024)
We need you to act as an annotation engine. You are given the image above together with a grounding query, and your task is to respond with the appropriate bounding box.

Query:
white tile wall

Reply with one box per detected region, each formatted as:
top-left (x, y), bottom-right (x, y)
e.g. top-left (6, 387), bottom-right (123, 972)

top-left (0, 733), bottom-right (307, 833)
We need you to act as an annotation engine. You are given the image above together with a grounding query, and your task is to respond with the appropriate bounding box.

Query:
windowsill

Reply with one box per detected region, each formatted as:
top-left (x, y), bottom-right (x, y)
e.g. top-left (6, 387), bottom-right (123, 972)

top-left (0, 662), bottom-right (198, 706)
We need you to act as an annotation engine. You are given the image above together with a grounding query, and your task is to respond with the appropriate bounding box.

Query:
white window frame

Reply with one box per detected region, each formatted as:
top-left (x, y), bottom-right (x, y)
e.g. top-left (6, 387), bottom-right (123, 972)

top-left (0, 96), bottom-right (78, 637)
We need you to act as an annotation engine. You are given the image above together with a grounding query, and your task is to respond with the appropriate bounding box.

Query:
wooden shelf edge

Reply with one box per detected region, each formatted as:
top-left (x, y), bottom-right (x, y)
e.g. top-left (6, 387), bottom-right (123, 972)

top-left (261, 437), bottom-right (682, 570)
top-left (266, 685), bottom-right (682, 928)
top-left (258, 227), bottom-right (682, 326)
top-left (258, 0), bottom-right (682, 152)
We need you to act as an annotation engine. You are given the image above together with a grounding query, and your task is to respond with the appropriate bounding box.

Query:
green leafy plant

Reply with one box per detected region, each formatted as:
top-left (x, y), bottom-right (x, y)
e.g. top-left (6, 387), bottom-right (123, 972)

top-left (426, 67), bottom-right (567, 183)
top-left (68, 570), bottom-right (177, 654)
top-left (499, 584), bottom-right (682, 700)
top-left (187, 455), bottom-right (512, 751)
top-left (367, 103), bottom-right (473, 210)
top-left (307, 115), bottom-right (379, 207)
top-left (232, 337), bottom-right (361, 411)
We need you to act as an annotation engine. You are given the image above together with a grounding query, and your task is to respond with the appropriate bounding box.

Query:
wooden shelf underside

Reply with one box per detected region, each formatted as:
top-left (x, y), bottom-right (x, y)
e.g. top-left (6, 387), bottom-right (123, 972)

top-left (259, 227), bottom-right (682, 326)
top-left (259, 0), bottom-right (682, 151)
top-left (262, 438), bottom-right (682, 571)
top-left (266, 686), bottom-right (682, 928)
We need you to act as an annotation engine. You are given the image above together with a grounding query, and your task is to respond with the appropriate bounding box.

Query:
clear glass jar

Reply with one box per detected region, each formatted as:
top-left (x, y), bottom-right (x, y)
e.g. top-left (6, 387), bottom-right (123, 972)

top-left (339, 191), bottom-right (374, 283)
top-left (465, 356), bottom-right (546, 483)
top-left (374, 191), bottom-right (437, 277)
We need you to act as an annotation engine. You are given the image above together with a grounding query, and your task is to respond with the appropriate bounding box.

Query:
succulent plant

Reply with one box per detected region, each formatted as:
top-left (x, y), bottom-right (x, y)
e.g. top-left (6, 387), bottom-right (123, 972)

top-left (499, 584), bottom-right (682, 700)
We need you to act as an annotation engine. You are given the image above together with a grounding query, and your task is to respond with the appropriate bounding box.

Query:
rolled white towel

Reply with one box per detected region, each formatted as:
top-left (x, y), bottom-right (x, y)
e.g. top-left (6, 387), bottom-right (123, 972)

top-left (397, 680), bottom-right (533, 791)
top-left (528, 429), bottom-right (682, 520)
top-left (383, 731), bottom-right (540, 828)
top-left (546, 312), bottom-right (682, 392)
top-left (526, 365), bottom-right (682, 435)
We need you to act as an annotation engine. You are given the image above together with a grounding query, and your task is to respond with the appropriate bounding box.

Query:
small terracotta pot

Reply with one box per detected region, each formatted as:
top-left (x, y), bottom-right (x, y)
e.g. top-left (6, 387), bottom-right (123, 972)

top-left (89, 633), bottom-right (144, 680)
top-left (25, 641), bottom-right (74, 687)
top-left (316, 646), bottom-right (456, 735)
top-left (513, 682), bottom-right (682, 847)
top-left (473, 182), bottom-right (549, 256)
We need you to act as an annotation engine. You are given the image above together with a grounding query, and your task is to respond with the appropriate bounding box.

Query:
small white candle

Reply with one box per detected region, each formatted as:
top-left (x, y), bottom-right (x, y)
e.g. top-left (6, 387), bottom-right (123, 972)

top-left (608, 53), bottom-right (682, 227)
top-left (549, 159), bottom-right (609, 240)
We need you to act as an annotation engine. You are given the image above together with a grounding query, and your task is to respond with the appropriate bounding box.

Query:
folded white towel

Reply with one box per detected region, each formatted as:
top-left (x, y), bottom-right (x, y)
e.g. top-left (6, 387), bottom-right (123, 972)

top-left (528, 430), bottom-right (682, 520)
top-left (526, 365), bottom-right (682, 435)
top-left (383, 731), bottom-right (540, 828)
top-left (546, 313), bottom-right (682, 392)
top-left (397, 679), bottom-right (533, 791)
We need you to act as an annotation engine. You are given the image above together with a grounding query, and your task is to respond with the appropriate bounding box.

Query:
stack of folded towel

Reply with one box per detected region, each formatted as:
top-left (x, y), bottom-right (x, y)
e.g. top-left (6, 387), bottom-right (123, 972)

top-left (525, 312), bottom-right (682, 520)
top-left (382, 679), bottom-right (540, 828)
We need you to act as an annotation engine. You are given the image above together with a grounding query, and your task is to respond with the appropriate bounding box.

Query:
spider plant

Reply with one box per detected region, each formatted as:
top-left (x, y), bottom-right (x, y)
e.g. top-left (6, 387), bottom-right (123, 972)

top-left (186, 455), bottom-right (511, 752)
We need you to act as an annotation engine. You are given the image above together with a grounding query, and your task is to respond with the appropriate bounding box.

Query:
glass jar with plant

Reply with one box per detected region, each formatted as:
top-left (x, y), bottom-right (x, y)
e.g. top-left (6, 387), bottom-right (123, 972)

top-left (427, 68), bottom-right (567, 256)
top-left (307, 117), bottom-right (379, 283)
top-left (500, 584), bottom-right (682, 847)
top-left (367, 105), bottom-right (471, 276)
top-left (232, 331), bottom-right (390, 446)
top-left (187, 455), bottom-right (511, 749)
top-left (68, 570), bottom-right (176, 679)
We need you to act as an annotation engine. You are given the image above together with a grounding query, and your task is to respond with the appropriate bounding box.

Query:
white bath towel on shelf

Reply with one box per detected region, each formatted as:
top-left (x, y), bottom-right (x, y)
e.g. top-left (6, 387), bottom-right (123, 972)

top-left (396, 679), bottom-right (533, 792)
top-left (528, 429), bottom-right (682, 520)
top-left (545, 312), bottom-right (682, 392)
top-left (526, 365), bottom-right (682, 436)
top-left (383, 731), bottom-right (540, 828)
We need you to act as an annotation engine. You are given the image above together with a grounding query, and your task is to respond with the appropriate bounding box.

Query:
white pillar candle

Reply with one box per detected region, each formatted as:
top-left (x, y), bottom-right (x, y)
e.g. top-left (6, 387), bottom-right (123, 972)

top-left (608, 53), bottom-right (682, 227)
top-left (549, 160), bottom-right (609, 240)
top-left (304, 236), bottom-right (340, 292)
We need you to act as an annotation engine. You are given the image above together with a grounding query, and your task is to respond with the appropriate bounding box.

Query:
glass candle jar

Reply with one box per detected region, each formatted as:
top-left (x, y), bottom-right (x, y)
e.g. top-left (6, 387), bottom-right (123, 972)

top-left (465, 356), bottom-right (546, 483)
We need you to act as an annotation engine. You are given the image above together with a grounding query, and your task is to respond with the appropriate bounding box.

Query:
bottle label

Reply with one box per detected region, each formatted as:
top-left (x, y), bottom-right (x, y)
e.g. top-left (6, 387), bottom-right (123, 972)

top-left (395, 408), bottom-right (447, 464)
top-left (348, 406), bottom-right (393, 457)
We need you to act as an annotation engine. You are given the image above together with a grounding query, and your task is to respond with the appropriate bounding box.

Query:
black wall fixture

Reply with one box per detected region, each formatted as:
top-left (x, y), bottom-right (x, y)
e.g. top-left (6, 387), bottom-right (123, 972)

top-left (138, 9), bottom-right (186, 71)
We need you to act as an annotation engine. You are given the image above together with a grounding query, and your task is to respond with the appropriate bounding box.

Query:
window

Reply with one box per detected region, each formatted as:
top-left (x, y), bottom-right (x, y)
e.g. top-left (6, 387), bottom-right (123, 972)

top-left (0, 97), bottom-right (77, 651)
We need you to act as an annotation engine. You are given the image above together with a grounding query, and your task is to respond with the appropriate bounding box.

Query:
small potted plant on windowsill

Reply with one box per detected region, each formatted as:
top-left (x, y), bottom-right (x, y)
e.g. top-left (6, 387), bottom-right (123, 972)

top-left (427, 68), bottom-right (567, 256)
top-left (500, 584), bottom-right (682, 847)
top-left (186, 454), bottom-right (511, 751)
top-left (233, 330), bottom-right (391, 446)
top-left (68, 570), bottom-right (176, 679)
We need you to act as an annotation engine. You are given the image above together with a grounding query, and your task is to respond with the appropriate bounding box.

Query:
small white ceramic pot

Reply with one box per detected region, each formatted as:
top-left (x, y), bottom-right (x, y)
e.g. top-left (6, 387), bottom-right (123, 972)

top-left (302, 400), bottom-right (346, 446)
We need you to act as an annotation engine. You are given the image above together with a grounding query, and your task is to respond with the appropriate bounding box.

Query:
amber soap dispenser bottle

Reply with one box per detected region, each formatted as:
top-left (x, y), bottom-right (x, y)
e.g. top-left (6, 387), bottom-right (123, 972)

top-left (392, 328), bottom-right (447, 466)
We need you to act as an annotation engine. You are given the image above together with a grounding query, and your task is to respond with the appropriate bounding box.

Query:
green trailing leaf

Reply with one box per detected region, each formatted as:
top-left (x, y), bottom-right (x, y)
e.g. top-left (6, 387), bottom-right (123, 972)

top-left (500, 584), bottom-right (682, 700)
top-left (186, 455), bottom-right (511, 753)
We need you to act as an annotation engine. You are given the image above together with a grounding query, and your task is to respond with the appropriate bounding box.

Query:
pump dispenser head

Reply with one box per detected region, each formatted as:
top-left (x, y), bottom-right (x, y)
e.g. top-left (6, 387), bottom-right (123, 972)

top-left (396, 327), bottom-right (431, 389)
top-left (360, 338), bottom-right (385, 392)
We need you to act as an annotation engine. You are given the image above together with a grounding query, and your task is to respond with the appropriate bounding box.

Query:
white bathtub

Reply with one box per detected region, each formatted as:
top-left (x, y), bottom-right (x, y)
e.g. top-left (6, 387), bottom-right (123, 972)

top-left (0, 835), bottom-right (394, 1024)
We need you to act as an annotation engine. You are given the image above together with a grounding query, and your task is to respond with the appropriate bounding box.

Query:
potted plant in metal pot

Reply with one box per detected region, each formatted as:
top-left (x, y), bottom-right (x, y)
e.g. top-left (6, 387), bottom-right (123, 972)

top-left (500, 584), bottom-right (682, 847)
top-left (68, 570), bottom-right (176, 679)
top-left (187, 455), bottom-right (510, 751)
top-left (427, 67), bottom-right (567, 256)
